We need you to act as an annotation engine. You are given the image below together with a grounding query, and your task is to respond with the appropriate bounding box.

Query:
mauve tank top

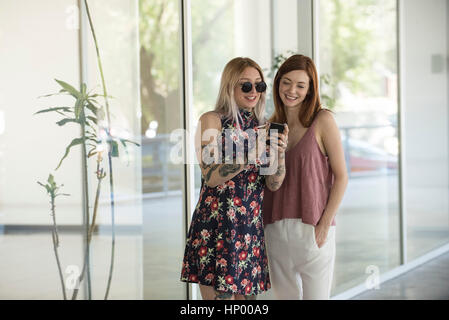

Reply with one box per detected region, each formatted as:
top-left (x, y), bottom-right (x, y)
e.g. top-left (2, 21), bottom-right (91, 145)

top-left (263, 110), bottom-right (336, 227)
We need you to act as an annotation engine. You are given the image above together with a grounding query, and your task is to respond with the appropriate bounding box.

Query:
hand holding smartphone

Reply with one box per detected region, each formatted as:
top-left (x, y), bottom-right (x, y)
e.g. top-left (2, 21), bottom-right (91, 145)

top-left (266, 122), bottom-right (286, 145)
top-left (269, 122), bottom-right (285, 134)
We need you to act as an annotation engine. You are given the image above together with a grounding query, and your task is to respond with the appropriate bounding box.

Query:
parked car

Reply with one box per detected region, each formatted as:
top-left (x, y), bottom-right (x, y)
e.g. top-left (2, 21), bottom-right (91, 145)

top-left (343, 137), bottom-right (398, 175)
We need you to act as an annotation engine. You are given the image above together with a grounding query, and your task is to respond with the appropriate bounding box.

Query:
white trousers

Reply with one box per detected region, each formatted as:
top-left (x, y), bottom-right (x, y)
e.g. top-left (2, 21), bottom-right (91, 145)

top-left (264, 218), bottom-right (336, 300)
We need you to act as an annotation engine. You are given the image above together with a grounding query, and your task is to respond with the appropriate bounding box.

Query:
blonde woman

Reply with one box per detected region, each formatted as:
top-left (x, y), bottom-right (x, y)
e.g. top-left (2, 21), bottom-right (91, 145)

top-left (180, 57), bottom-right (288, 300)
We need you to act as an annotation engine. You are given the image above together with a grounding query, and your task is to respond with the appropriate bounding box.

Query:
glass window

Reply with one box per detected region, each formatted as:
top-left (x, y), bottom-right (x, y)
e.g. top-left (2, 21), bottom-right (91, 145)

top-left (139, 0), bottom-right (186, 299)
top-left (0, 0), bottom-right (145, 299)
top-left (85, 0), bottom-right (143, 299)
top-left (0, 0), bottom-right (86, 299)
top-left (402, 0), bottom-right (449, 260)
top-left (318, 0), bottom-right (400, 295)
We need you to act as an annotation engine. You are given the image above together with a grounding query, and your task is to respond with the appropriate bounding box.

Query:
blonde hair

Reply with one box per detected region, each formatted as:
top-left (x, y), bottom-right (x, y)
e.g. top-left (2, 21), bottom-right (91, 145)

top-left (215, 57), bottom-right (266, 126)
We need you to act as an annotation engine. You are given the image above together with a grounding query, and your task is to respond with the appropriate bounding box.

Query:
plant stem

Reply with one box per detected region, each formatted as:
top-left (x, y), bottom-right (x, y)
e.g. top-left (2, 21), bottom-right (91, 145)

top-left (71, 155), bottom-right (105, 300)
top-left (79, 109), bottom-right (92, 299)
top-left (83, 0), bottom-right (116, 300)
top-left (104, 154), bottom-right (115, 300)
top-left (50, 196), bottom-right (67, 300)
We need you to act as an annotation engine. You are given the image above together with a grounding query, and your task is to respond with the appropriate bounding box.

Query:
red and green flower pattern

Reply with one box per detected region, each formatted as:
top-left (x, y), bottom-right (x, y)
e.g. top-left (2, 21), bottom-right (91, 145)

top-left (180, 109), bottom-right (271, 296)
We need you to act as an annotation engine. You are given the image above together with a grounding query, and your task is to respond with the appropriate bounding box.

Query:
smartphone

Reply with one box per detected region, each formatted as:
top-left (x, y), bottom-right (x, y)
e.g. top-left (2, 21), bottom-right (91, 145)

top-left (266, 122), bottom-right (286, 145)
top-left (269, 122), bottom-right (285, 134)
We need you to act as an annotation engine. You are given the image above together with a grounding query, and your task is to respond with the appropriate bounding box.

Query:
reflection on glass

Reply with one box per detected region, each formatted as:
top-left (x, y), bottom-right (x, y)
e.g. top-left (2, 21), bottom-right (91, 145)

top-left (85, 0), bottom-right (143, 300)
top-left (139, 0), bottom-right (186, 299)
top-left (318, 0), bottom-right (400, 295)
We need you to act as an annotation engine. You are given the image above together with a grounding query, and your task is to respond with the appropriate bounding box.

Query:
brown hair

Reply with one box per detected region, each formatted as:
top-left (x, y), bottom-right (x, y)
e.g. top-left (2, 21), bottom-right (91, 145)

top-left (270, 54), bottom-right (322, 127)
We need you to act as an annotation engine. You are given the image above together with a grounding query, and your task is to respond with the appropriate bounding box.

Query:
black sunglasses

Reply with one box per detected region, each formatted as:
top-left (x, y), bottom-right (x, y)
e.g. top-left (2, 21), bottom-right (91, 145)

top-left (240, 81), bottom-right (267, 93)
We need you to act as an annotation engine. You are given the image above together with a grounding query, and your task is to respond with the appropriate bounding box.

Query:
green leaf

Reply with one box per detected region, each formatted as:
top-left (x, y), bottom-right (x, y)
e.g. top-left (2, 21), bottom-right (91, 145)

top-left (86, 116), bottom-right (98, 125)
top-left (56, 193), bottom-right (70, 197)
top-left (37, 181), bottom-right (51, 194)
top-left (55, 79), bottom-right (81, 99)
top-left (85, 130), bottom-right (97, 138)
top-left (48, 174), bottom-right (55, 185)
top-left (81, 83), bottom-right (87, 96)
top-left (34, 106), bottom-right (72, 115)
top-left (120, 138), bottom-right (140, 147)
top-left (74, 97), bottom-right (84, 119)
top-left (86, 98), bottom-right (100, 106)
top-left (86, 102), bottom-right (105, 121)
top-left (56, 118), bottom-right (80, 126)
top-left (88, 150), bottom-right (98, 158)
top-left (90, 93), bottom-right (115, 100)
top-left (86, 137), bottom-right (100, 145)
top-left (37, 91), bottom-right (71, 99)
top-left (56, 137), bottom-right (85, 170)
top-left (109, 140), bottom-right (119, 157)
top-left (85, 102), bottom-right (98, 117)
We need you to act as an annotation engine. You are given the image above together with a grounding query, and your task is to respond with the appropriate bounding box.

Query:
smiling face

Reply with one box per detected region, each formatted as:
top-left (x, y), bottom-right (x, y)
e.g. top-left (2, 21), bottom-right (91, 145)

top-left (278, 70), bottom-right (310, 109)
top-left (234, 67), bottom-right (262, 110)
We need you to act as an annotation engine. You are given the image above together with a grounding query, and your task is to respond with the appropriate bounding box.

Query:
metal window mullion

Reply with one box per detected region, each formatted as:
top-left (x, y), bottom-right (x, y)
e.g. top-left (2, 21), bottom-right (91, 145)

top-left (180, 0), bottom-right (196, 301)
top-left (78, 0), bottom-right (92, 300)
top-left (397, 0), bottom-right (407, 266)
top-left (311, 0), bottom-right (319, 68)
top-left (270, 0), bottom-right (277, 61)
top-left (297, 0), bottom-right (314, 58)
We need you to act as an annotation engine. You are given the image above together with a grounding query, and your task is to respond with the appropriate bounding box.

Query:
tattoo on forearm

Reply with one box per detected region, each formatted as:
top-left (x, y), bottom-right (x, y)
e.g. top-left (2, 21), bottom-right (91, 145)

top-left (219, 164), bottom-right (242, 177)
top-left (204, 164), bottom-right (219, 182)
top-left (275, 165), bottom-right (285, 177)
top-left (268, 180), bottom-right (281, 190)
top-left (267, 163), bottom-right (285, 190)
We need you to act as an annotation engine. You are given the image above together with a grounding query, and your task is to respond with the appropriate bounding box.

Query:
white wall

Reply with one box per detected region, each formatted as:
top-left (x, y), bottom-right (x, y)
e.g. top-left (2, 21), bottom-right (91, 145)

top-left (403, 0), bottom-right (449, 230)
top-left (0, 0), bottom-right (83, 224)
top-left (273, 0), bottom-right (299, 56)
top-left (233, 0), bottom-right (272, 69)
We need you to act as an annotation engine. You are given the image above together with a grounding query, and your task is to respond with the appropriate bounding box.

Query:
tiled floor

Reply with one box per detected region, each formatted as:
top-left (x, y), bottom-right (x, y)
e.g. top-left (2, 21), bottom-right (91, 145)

top-left (353, 251), bottom-right (449, 300)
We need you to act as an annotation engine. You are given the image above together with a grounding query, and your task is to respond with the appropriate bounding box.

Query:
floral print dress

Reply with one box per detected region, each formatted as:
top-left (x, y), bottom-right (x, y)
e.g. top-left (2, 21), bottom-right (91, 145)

top-left (180, 108), bottom-right (271, 296)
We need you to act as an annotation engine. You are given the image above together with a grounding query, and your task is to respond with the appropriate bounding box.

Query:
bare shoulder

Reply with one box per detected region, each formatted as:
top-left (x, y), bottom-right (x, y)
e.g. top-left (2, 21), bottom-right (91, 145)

top-left (316, 109), bottom-right (338, 134)
top-left (316, 108), bottom-right (335, 123)
top-left (199, 111), bottom-right (222, 130)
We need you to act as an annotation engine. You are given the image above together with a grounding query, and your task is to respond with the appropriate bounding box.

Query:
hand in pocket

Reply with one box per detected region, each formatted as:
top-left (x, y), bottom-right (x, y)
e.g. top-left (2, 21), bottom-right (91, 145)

top-left (314, 223), bottom-right (330, 249)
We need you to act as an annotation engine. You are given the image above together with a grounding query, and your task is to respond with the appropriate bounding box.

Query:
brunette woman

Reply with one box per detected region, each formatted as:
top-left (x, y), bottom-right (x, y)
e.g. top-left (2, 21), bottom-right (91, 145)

top-left (263, 54), bottom-right (348, 300)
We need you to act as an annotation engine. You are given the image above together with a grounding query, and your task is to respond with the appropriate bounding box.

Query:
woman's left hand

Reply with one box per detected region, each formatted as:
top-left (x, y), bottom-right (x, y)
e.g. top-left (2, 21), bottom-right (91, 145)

top-left (277, 124), bottom-right (289, 154)
top-left (314, 222), bottom-right (330, 248)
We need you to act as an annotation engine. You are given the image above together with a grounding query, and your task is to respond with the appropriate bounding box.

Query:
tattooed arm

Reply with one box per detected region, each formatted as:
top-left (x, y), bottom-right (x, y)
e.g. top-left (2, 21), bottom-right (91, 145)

top-left (195, 112), bottom-right (248, 188)
top-left (265, 124), bottom-right (289, 192)
top-left (265, 154), bottom-right (286, 191)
